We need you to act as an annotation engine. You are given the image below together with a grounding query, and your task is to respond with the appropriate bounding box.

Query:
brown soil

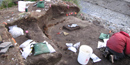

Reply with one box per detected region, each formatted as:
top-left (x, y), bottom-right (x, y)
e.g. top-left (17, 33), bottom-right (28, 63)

top-left (46, 16), bottom-right (130, 65)
top-left (0, 1), bottom-right (80, 65)
top-left (0, 6), bottom-right (20, 23)
top-left (0, 0), bottom-right (130, 65)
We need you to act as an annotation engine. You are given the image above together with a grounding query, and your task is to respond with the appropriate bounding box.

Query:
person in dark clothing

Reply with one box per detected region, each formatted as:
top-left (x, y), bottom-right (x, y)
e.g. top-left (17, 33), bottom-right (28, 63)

top-left (103, 31), bottom-right (130, 63)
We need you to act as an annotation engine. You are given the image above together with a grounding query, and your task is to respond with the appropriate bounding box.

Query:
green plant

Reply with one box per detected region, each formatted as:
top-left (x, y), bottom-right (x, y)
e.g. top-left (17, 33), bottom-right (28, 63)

top-left (63, 0), bottom-right (79, 6)
top-left (0, 0), bottom-right (16, 9)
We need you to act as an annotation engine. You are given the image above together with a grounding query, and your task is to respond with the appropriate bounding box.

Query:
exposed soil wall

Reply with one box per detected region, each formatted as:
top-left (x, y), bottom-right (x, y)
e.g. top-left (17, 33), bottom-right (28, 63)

top-left (5, 2), bottom-right (80, 65)
top-left (37, 4), bottom-right (80, 37)
top-left (6, 16), bottom-right (62, 65)
top-left (38, 5), bottom-right (80, 26)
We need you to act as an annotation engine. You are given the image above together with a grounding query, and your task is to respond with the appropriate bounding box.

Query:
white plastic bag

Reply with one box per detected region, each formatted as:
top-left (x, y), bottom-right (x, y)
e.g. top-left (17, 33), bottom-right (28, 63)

top-left (66, 42), bottom-right (80, 53)
top-left (22, 44), bottom-right (32, 59)
top-left (90, 53), bottom-right (101, 63)
top-left (68, 47), bottom-right (77, 53)
top-left (21, 41), bottom-right (36, 59)
top-left (47, 44), bottom-right (56, 53)
top-left (20, 39), bottom-right (33, 48)
top-left (9, 25), bottom-right (24, 38)
top-left (74, 42), bottom-right (80, 49)
top-left (68, 24), bottom-right (78, 27)
top-left (43, 41), bottom-right (56, 53)
top-left (66, 43), bottom-right (73, 47)
top-left (97, 41), bottom-right (105, 48)
top-left (103, 39), bottom-right (109, 47)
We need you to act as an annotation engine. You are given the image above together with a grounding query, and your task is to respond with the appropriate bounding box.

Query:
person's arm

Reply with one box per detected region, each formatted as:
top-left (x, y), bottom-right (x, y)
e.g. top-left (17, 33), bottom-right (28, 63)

top-left (125, 38), bottom-right (130, 55)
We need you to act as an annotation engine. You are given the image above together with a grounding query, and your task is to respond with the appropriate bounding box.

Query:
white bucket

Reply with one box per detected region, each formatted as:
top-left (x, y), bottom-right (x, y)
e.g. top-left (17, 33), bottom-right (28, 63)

top-left (45, 0), bottom-right (51, 2)
top-left (18, 1), bottom-right (26, 12)
top-left (77, 45), bottom-right (93, 65)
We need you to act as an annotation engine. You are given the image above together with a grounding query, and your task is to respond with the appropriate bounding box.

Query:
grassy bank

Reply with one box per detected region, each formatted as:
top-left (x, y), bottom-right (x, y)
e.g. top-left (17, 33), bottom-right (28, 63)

top-left (0, 0), bottom-right (15, 9)
top-left (63, 0), bottom-right (79, 6)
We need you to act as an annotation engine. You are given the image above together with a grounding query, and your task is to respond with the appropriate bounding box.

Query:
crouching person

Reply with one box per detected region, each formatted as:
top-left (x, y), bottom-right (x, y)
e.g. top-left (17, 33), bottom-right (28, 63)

top-left (103, 31), bottom-right (130, 63)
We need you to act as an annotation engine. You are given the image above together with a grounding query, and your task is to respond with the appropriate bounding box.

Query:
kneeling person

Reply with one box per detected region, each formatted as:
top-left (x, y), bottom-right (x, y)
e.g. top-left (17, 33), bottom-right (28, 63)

top-left (103, 31), bottom-right (130, 63)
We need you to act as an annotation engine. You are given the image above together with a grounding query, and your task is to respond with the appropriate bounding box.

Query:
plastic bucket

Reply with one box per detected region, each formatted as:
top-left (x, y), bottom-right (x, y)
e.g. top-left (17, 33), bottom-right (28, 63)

top-left (77, 45), bottom-right (93, 65)
top-left (18, 1), bottom-right (26, 12)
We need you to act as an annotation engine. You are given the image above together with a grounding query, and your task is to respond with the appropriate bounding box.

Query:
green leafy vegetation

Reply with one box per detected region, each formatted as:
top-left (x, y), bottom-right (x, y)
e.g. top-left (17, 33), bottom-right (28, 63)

top-left (0, 0), bottom-right (15, 9)
top-left (63, 0), bottom-right (79, 6)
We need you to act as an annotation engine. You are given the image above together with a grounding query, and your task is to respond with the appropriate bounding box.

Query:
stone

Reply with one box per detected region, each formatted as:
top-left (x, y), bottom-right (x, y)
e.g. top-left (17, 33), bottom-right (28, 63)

top-left (0, 42), bottom-right (12, 49)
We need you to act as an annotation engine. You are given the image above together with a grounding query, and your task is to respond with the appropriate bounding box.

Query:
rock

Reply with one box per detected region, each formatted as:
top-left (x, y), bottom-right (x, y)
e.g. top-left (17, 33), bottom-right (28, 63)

top-left (82, 16), bottom-right (86, 20)
top-left (121, 23), bottom-right (125, 26)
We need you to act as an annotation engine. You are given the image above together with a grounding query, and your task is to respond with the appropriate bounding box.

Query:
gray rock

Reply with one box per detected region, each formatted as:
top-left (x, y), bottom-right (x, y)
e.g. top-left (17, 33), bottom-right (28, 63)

top-left (108, 26), bottom-right (116, 31)
top-left (0, 42), bottom-right (12, 49)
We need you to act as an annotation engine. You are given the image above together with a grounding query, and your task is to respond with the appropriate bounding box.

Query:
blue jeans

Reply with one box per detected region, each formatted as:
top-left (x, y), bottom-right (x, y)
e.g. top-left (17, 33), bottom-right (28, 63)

top-left (106, 47), bottom-right (125, 60)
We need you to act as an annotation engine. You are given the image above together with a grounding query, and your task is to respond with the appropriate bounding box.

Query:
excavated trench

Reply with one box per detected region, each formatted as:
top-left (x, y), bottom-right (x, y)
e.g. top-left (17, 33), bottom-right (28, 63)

top-left (3, 2), bottom-right (130, 65)
top-left (5, 4), bottom-right (80, 65)
top-left (38, 5), bottom-right (80, 38)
